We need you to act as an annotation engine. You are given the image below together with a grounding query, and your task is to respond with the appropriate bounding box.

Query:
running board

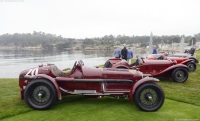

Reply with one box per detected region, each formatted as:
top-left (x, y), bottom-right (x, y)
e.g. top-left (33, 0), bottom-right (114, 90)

top-left (74, 90), bottom-right (97, 94)
top-left (143, 74), bottom-right (152, 77)
top-left (104, 90), bottom-right (130, 93)
top-left (60, 87), bottom-right (129, 95)
top-left (83, 93), bottom-right (125, 95)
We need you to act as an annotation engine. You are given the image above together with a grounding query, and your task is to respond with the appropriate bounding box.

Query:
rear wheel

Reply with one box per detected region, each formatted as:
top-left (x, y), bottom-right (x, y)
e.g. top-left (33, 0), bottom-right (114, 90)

top-left (187, 62), bottom-right (196, 72)
top-left (134, 83), bottom-right (165, 112)
top-left (24, 79), bottom-right (57, 110)
top-left (171, 68), bottom-right (188, 82)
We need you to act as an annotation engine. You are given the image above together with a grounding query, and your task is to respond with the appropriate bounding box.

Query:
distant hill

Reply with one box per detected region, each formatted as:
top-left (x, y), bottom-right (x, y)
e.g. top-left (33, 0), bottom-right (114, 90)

top-left (0, 31), bottom-right (200, 50)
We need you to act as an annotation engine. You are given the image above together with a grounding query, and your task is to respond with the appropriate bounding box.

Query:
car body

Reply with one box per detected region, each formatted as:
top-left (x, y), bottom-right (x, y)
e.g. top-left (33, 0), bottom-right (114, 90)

top-left (167, 53), bottom-right (199, 63)
top-left (146, 54), bottom-right (196, 72)
top-left (19, 60), bottom-right (165, 112)
top-left (104, 58), bottom-right (189, 83)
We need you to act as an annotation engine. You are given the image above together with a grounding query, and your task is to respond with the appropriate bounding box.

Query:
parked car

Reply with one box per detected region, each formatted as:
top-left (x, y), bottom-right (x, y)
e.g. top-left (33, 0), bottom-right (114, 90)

top-left (167, 53), bottom-right (199, 63)
top-left (146, 54), bottom-right (196, 72)
top-left (19, 60), bottom-right (165, 112)
top-left (104, 58), bottom-right (189, 83)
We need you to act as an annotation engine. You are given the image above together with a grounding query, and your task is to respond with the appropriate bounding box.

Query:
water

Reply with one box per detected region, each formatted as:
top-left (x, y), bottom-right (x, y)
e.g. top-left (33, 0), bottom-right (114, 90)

top-left (0, 48), bottom-right (146, 78)
top-left (0, 49), bottom-right (114, 78)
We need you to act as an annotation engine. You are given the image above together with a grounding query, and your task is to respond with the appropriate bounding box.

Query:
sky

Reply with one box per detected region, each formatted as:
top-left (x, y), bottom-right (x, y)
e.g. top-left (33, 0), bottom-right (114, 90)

top-left (0, 0), bottom-right (200, 38)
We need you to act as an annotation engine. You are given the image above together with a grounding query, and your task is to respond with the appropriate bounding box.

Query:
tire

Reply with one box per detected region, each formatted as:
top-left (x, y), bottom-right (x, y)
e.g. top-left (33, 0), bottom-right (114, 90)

top-left (187, 62), bottom-right (196, 72)
top-left (134, 82), bottom-right (165, 112)
top-left (24, 79), bottom-right (57, 110)
top-left (171, 68), bottom-right (188, 83)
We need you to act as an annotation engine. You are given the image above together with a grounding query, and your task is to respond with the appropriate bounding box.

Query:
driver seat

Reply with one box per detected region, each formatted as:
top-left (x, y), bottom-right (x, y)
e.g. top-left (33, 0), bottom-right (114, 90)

top-left (50, 65), bottom-right (71, 77)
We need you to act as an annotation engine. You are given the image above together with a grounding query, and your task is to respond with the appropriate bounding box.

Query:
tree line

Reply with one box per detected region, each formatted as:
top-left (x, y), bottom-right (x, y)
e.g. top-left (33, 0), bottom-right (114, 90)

top-left (0, 31), bottom-right (199, 50)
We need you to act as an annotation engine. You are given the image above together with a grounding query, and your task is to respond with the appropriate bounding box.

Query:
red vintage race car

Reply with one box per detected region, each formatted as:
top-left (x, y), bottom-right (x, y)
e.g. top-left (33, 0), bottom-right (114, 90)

top-left (19, 60), bottom-right (165, 112)
top-left (104, 58), bottom-right (189, 83)
top-left (167, 53), bottom-right (199, 63)
top-left (146, 54), bottom-right (196, 72)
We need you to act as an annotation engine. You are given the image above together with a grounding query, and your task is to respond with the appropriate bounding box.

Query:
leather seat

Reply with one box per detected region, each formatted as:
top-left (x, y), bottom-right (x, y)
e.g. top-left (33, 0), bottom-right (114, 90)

top-left (50, 65), bottom-right (71, 77)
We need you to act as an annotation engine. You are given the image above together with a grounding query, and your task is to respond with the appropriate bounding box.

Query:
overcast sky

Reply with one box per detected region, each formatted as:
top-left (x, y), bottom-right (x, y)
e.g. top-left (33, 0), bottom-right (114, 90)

top-left (1, 0), bottom-right (200, 38)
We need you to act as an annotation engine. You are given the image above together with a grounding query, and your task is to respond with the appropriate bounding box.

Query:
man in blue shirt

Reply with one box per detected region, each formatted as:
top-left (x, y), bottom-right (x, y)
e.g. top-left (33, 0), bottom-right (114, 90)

top-left (114, 46), bottom-right (121, 58)
top-left (127, 48), bottom-right (133, 64)
top-left (153, 47), bottom-right (157, 54)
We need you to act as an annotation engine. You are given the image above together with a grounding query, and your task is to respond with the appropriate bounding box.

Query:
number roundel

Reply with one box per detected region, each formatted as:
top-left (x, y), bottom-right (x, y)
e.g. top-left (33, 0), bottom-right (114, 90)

top-left (25, 68), bottom-right (39, 76)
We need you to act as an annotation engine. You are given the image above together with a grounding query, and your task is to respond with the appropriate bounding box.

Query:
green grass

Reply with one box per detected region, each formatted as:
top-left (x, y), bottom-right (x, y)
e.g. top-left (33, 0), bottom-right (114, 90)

top-left (157, 50), bottom-right (200, 106)
top-left (1, 97), bottom-right (200, 121)
top-left (0, 79), bottom-right (31, 120)
top-left (0, 50), bottom-right (200, 121)
top-left (158, 64), bottom-right (200, 106)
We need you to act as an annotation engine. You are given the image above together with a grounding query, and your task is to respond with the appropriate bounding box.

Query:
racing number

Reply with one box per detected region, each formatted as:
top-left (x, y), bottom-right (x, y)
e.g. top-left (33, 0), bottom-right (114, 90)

top-left (25, 68), bottom-right (38, 76)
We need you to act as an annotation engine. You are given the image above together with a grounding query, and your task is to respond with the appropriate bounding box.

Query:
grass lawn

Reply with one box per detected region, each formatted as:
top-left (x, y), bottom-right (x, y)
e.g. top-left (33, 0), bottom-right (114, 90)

top-left (158, 50), bottom-right (200, 106)
top-left (0, 50), bottom-right (200, 121)
top-left (1, 97), bottom-right (200, 121)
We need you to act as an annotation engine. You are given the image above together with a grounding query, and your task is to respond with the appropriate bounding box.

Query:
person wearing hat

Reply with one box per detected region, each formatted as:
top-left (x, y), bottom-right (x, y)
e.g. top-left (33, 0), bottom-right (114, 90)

top-left (190, 46), bottom-right (196, 56)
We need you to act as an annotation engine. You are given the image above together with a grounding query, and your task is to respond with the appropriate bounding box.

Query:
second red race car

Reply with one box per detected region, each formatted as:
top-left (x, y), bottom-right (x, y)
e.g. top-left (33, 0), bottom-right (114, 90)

top-left (104, 58), bottom-right (189, 83)
top-left (146, 54), bottom-right (196, 72)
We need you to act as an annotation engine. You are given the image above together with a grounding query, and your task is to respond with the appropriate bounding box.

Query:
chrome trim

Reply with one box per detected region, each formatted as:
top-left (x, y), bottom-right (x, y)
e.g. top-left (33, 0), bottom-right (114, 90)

top-left (83, 93), bottom-right (124, 95)
top-left (143, 74), bottom-right (152, 77)
top-left (23, 86), bottom-right (26, 89)
top-left (104, 90), bottom-right (130, 93)
top-left (74, 79), bottom-right (133, 82)
top-left (102, 82), bottom-right (105, 92)
top-left (74, 90), bottom-right (97, 94)
top-left (60, 87), bottom-right (68, 93)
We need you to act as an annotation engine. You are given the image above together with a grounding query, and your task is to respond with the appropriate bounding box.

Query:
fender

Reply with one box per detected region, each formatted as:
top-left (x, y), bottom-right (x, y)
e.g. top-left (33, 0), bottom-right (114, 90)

top-left (108, 58), bottom-right (122, 65)
top-left (188, 57), bottom-right (199, 63)
top-left (152, 64), bottom-right (188, 76)
top-left (129, 77), bottom-right (159, 102)
top-left (112, 60), bottom-right (130, 69)
top-left (180, 59), bottom-right (194, 65)
top-left (35, 74), bottom-right (62, 100)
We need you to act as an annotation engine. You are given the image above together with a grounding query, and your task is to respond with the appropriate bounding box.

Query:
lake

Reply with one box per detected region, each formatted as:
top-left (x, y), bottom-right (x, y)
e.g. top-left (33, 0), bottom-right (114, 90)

top-left (0, 49), bottom-right (146, 78)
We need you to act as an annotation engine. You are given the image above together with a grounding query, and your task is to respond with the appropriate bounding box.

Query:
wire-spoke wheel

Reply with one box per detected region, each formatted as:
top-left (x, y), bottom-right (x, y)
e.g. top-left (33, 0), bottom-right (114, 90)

top-left (187, 62), bottom-right (196, 72)
top-left (171, 68), bottom-right (188, 83)
top-left (24, 79), bottom-right (57, 110)
top-left (134, 83), bottom-right (165, 112)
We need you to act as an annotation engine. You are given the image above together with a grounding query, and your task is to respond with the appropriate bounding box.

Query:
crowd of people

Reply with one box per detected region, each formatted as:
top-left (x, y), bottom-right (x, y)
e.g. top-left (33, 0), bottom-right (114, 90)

top-left (114, 46), bottom-right (133, 64)
top-left (114, 45), bottom-right (196, 64)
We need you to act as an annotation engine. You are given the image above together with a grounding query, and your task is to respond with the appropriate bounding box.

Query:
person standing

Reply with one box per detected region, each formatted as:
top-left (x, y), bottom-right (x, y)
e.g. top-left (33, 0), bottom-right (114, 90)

top-left (153, 47), bottom-right (157, 54)
top-left (114, 46), bottom-right (121, 58)
top-left (121, 46), bottom-right (128, 61)
top-left (127, 48), bottom-right (133, 64)
top-left (190, 46), bottom-right (196, 56)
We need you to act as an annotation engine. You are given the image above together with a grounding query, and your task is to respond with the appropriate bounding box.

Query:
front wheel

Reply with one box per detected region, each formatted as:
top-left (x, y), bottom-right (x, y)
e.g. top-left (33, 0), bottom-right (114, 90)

top-left (134, 83), bottom-right (165, 112)
top-left (24, 79), bottom-right (57, 110)
top-left (187, 62), bottom-right (196, 72)
top-left (171, 68), bottom-right (188, 83)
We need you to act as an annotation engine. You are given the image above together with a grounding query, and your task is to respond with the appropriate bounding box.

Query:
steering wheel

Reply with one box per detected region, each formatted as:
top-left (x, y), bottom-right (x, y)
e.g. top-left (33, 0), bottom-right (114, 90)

top-left (158, 55), bottom-right (164, 60)
top-left (78, 60), bottom-right (84, 66)
top-left (71, 61), bottom-right (77, 72)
